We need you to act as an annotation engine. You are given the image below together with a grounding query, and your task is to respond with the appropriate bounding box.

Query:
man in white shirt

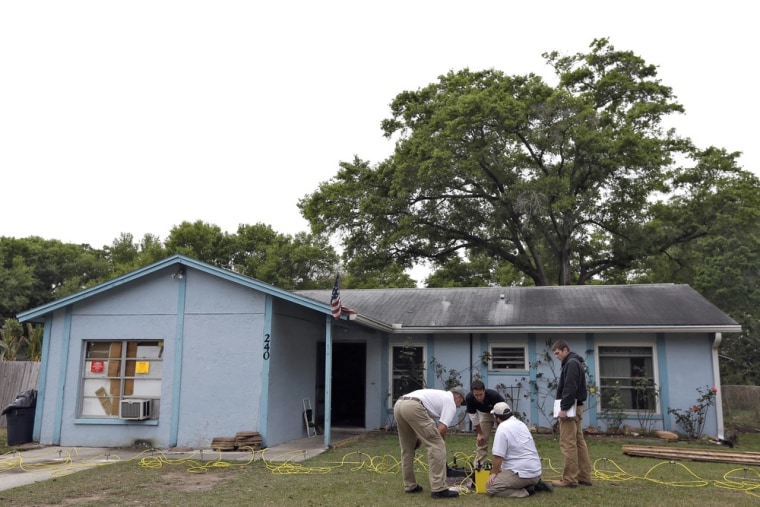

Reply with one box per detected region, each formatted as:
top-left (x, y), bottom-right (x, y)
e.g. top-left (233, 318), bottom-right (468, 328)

top-left (486, 402), bottom-right (553, 498)
top-left (394, 387), bottom-right (466, 499)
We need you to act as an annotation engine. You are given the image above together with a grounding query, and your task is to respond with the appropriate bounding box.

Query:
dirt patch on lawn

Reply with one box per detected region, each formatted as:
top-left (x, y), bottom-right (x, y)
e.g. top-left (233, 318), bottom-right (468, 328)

top-left (159, 470), bottom-right (225, 491)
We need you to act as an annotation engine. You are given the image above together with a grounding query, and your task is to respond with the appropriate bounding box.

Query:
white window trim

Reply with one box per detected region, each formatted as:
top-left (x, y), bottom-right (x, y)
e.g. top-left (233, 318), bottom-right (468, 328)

top-left (594, 341), bottom-right (661, 415)
top-left (388, 342), bottom-right (427, 409)
top-left (79, 339), bottom-right (163, 420)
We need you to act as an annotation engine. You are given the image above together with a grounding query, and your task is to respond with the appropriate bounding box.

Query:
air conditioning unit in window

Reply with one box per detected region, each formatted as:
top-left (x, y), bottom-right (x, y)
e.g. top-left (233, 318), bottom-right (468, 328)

top-left (120, 399), bottom-right (152, 420)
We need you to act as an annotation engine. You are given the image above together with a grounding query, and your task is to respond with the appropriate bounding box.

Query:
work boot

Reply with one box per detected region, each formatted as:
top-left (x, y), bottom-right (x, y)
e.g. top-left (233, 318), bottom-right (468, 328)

top-left (431, 489), bottom-right (459, 498)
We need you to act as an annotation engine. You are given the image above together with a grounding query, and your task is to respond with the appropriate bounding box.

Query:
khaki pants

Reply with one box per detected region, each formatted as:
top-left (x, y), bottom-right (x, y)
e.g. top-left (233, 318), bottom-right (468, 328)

top-left (486, 469), bottom-right (540, 498)
top-left (394, 398), bottom-right (448, 493)
top-left (475, 411), bottom-right (496, 466)
top-left (558, 404), bottom-right (592, 484)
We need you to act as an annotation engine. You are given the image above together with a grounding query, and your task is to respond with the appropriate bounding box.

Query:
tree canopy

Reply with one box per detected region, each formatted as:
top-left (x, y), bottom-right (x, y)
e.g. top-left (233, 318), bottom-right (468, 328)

top-left (299, 38), bottom-right (743, 286)
top-left (0, 221), bottom-right (340, 322)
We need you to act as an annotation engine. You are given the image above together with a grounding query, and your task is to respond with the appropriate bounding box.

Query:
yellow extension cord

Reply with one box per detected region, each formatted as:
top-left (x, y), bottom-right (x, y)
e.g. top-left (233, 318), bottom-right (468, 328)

top-left (1, 447), bottom-right (758, 498)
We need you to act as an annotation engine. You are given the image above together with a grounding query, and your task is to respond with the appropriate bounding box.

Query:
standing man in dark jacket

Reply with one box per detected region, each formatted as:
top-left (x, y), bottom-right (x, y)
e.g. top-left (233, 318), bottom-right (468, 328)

top-left (551, 340), bottom-right (593, 488)
top-left (465, 380), bottom-right (505, 468)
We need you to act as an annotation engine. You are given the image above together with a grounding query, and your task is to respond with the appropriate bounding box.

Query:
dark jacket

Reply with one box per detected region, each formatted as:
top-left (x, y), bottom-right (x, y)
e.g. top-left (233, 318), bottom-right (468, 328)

top-left (556, 351), bottom-right (588, 411)
top-left (465, 388), bottom-right (505, 414)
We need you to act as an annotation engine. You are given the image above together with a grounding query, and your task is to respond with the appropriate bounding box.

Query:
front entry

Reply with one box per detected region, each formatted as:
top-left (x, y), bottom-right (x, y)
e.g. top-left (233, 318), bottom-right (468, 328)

top-left (317, 342), bottom-right (366, 427)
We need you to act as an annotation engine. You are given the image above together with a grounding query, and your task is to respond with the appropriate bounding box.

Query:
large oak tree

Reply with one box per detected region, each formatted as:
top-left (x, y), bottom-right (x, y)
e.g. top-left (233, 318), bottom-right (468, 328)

top-left (299, 39), bottom-right (742, 286)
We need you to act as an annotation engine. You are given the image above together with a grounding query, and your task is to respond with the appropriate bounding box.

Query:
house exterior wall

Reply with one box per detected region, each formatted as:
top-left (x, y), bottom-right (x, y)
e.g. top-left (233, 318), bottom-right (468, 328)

top-left (36, 269), bottom-right (181, 447)
top-left (265, 304), bottom-right (386, 443)
top-left (28, 259), bottom-right (724, 448)
top-left (33, 265), bottom-right (389, 450)
top-left (34, 267), bottom-right (276, 449)
top-left (371, 331), bottom-right (720, 437)
top-left (660, 332), bottom-right (718, 436)
top-left (36, 309), bottom-right (70, 444)
top-left (266, 299), bottom-right (323, 446)
top-left (175, 269), bottom-right (265, 448)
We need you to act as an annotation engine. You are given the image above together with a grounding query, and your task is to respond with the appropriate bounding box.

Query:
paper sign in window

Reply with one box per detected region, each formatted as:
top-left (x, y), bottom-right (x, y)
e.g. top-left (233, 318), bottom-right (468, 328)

top-left (135, 361), bottom-right (150, 374)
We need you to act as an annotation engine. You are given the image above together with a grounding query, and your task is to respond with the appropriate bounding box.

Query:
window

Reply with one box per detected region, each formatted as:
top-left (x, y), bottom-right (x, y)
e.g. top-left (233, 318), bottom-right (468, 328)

top-left (80, 340), bottom-right (163, 418)
top-left (598, 345), bottom-right (658, 412)
top-left (488, 344), bottom-right (528, 370)
top-left (390, 344), bottom-right (425, 405)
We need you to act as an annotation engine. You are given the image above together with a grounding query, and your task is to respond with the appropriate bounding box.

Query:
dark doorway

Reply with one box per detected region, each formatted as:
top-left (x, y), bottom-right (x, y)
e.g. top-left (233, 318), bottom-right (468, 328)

top-left (317, 342), bottom-right (366, 427)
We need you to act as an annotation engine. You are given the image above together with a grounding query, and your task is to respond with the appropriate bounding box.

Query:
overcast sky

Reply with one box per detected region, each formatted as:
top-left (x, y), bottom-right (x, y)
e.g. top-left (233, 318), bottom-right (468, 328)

top-left (1, 1), bottom-right (756, 250)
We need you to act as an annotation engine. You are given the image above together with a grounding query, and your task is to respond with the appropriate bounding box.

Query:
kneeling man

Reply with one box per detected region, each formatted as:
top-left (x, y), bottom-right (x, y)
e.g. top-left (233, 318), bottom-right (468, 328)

top-left (486, 402), bottom-right (553, 498)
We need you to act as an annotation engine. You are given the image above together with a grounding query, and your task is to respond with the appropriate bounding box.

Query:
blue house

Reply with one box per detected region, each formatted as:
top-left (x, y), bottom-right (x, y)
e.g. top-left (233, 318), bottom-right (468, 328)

top-left (17, 255), bottom-right (741, 449)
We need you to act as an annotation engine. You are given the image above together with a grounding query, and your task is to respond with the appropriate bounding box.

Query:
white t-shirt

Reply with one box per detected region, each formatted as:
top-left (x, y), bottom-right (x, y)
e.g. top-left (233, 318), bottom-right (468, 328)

top-left (405, 389), bottom-right (459, 427)
top-left (491, 416), bottom-right (542, 478)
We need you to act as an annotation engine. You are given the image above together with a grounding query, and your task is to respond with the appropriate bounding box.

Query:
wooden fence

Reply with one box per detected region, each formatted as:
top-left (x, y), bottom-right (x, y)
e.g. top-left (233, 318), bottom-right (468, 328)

top-left (722, 384), bottom-right (760, 422)
top-left (0, 361), bottom-right (40, 429)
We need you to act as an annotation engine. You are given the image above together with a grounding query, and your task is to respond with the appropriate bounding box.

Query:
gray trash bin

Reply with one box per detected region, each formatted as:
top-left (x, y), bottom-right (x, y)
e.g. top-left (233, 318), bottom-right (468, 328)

top-left (2, 389), bottom-right (37, 446)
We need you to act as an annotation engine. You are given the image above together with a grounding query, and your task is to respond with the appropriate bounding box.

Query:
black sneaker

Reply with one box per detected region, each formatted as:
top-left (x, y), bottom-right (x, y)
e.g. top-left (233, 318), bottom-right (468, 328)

top-left (578, 481), bottom-right (593, 486)
top-left (526, 485), bottom-right (536, 496)
top-left (535, 480), bottom-right (554, 493)
top-left (431, 489), bottom-right (459, 498)
top-left (405, 485), bottom-right (423, 494)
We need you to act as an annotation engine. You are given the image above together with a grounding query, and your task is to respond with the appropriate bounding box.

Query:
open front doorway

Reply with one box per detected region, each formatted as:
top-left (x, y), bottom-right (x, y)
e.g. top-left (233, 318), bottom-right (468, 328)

top-left (316, 342), bottom-right (366, 427)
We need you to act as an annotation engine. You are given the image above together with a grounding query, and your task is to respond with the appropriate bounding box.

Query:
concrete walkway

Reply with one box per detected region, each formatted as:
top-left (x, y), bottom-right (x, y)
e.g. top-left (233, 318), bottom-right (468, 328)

top-left (0, 428), bottom-right (368, 492)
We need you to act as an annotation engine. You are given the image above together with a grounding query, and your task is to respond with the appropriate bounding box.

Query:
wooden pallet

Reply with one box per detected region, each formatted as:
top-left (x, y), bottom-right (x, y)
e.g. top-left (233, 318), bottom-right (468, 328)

top-left (235, 431), bottom-right (263, 450)
top-left (622, 445), bottom-right (760, 466)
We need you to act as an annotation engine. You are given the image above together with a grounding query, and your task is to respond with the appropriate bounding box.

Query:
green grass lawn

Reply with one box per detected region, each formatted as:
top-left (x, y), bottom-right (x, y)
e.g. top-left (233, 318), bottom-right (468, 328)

top-left (1, 429), bottom-right (759, 506)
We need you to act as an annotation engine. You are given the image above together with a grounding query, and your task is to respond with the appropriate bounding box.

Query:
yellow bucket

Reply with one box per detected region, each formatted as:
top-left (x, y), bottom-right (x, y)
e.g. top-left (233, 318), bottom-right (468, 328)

top-left (474, 469), bottom-right (490, 494)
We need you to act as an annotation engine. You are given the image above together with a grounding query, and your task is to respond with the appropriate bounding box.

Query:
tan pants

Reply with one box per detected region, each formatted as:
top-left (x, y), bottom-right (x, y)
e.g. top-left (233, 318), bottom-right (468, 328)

top-left (394, 398), bottom-right (448, 493)
top-left (475, 411), bottom-right (496, 467)
top-left (558, 404), bottom-right (592, 484)
top-left (486, 469), bottom-right (540, 498)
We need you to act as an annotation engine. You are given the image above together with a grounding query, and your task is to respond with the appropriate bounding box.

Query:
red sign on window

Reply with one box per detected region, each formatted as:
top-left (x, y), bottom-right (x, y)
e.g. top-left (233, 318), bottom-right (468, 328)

top-left (91, 360), bottom-right (105, 373)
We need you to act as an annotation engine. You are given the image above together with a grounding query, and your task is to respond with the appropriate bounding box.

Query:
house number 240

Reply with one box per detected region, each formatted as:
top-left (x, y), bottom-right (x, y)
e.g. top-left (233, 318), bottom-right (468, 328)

top-left (263, 334), bottom-right (271, 360)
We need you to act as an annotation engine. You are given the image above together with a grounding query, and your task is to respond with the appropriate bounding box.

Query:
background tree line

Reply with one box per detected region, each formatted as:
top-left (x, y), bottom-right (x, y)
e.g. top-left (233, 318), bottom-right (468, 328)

top-left (2, 39), bottom-right (758, 385)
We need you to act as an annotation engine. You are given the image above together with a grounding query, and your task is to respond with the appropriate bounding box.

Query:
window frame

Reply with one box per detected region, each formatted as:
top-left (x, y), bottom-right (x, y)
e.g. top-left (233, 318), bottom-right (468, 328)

top-left (388, 342), bottom-right (426, 408)
top-left (595, 343), bottom-right (660, 414)
top-left (79, 339), bottom-right (163, 420)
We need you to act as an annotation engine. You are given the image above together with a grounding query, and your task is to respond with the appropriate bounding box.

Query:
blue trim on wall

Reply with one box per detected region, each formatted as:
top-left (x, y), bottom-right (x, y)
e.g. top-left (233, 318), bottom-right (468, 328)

top-left (169, 273), bottom-right (187, 447)
top-left (33, 316), bottom-right (52, 442)
top-left (324, 316), bottom-right (334, 447)
top-left (584, 333), bottom-right (598, 427)
top-left (380, 333), bottom-right (389, 426)
top-left (478, 333), bottom-right (488, 385)
top-left (656, 334), bottom-right (670, 431)
top-left (426, 334), bottom-right (435, 387)
top-left (259, 294), bottom-right (273, 444)
top-left (528, 333), bottom-right (538, 424)
top-left (52, 307), bottom-right (73, 445)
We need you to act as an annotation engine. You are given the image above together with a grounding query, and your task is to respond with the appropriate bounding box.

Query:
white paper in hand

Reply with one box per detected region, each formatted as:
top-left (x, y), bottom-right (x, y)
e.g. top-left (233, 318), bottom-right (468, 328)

top-left (553, 399), bottom-right (576, 418)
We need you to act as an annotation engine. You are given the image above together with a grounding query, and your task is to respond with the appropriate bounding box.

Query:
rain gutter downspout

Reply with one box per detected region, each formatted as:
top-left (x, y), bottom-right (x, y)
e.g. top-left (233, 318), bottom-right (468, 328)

top-left (712, 333), bottom-right (724, 439)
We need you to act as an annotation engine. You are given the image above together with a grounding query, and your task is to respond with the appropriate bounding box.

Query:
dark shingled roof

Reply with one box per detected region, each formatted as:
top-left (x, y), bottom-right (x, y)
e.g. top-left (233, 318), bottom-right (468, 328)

top-left (295, 284), bottom-right (741, 333)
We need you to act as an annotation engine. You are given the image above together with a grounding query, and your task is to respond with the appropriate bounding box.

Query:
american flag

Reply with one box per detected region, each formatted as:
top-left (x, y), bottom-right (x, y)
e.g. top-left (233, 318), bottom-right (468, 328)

top-left (330, 273), bottom-right (342, 320)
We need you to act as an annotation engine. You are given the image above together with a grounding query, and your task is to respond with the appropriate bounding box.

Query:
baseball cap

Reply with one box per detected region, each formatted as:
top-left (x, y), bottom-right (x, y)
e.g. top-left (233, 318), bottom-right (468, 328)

top-left (491, 402), bottom-right (511, 416)
top-left (450, 386), bottom-right (466, 400)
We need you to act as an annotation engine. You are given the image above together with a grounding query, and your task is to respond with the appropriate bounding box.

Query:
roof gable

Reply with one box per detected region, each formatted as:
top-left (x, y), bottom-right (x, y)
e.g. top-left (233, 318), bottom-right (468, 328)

top-left (17, 254), bottom-right (331, 323)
